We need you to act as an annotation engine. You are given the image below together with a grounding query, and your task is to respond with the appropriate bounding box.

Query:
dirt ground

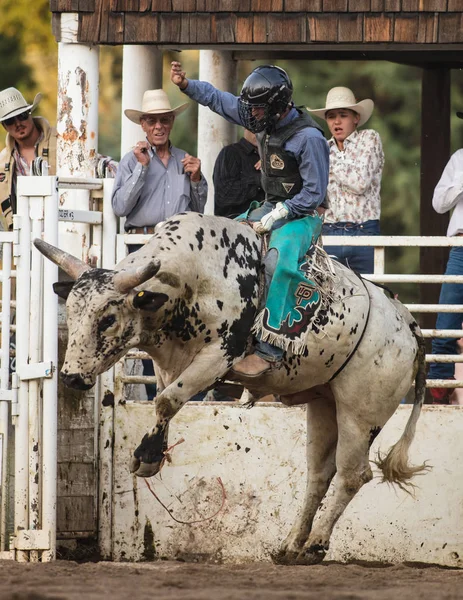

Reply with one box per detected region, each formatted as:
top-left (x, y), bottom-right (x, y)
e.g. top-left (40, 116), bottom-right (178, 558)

top-left (2, 560), bottom-right (463, 600)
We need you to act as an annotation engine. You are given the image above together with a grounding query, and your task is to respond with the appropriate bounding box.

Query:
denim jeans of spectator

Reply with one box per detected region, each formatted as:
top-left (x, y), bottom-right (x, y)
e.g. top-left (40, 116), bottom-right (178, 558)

top-left (428, 246), bottom-right (463, 381)
top-left (127, 244), bottom-right (157, 400)
top-left (322, 219), bottom-right (380, 274)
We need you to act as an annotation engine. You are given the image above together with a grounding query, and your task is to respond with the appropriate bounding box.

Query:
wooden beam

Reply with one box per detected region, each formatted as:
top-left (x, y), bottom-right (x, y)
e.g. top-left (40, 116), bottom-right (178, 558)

top-left (419, 66), bottom-right (451, 333)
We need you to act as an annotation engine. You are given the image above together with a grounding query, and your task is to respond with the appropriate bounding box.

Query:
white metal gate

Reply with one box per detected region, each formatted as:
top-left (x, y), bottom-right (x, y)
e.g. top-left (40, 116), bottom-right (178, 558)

top-left (0, 175), bottom-right (116, 561)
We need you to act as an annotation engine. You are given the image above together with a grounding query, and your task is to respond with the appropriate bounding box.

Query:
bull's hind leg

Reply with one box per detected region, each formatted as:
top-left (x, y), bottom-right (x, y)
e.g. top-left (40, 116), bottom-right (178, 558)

top-left (274, 389), bottom-right (338, 564)
top-left (295, 409), bottom-right (375, 565)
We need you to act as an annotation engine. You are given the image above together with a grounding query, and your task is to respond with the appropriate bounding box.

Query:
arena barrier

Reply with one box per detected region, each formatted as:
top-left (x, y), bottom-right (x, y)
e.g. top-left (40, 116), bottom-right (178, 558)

top-left (111, 402), bottom-right (463, 567)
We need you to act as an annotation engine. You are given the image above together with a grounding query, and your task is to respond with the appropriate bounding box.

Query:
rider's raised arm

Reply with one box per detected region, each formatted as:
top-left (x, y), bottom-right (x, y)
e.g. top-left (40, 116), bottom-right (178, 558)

top-left (171, 61), bottom-right (242, 126)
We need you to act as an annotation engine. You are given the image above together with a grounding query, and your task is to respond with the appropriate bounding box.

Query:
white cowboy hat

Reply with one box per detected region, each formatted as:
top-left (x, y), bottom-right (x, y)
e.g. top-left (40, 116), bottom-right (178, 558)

top-left (307, 87), bottom-right (374, 127)
top-left (124, 89), bottom-right (188, 124)
top-left (0, 87), bottom-right (42, 123)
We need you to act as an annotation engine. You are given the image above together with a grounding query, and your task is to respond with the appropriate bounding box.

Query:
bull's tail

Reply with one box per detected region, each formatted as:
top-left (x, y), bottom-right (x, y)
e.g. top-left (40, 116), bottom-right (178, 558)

top-left (375, 325), bottom-right (430, 492)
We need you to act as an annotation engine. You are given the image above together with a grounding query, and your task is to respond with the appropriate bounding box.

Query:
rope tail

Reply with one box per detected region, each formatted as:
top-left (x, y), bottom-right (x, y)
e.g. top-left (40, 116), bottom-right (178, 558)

top-left (374, 323), bottom-right (430, 493)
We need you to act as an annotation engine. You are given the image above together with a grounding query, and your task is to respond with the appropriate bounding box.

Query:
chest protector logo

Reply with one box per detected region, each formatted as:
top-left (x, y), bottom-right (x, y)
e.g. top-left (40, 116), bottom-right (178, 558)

top-left (270, 154), bottom-right (285, 170)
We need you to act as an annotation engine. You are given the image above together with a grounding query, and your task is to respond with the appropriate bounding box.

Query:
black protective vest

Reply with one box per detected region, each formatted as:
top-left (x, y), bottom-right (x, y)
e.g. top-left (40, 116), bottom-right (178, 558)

top-left (257, 110), bottom-right (324, 204)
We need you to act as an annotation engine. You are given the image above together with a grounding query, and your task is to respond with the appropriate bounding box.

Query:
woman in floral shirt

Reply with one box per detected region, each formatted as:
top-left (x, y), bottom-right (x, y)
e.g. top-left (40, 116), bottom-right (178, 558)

top-left (308, 87), bottom-right (384, 273)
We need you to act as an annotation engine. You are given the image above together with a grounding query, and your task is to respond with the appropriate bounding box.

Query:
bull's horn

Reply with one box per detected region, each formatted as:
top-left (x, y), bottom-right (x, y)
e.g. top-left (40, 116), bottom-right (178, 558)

top-left (113, 260), bottom-right (161, 294)
top-left (33, 238), bottom-right (91, 281)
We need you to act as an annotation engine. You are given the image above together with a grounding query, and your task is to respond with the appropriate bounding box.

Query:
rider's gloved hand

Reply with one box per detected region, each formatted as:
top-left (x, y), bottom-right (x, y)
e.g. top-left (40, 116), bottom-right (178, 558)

top-left (252, 202), bottom-right (289, 235)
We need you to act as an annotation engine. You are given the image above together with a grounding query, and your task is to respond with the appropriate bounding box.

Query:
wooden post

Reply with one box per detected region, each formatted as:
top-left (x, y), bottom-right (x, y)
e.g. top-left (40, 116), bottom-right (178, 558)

top-left (420, 66), bottom-right (451, 333)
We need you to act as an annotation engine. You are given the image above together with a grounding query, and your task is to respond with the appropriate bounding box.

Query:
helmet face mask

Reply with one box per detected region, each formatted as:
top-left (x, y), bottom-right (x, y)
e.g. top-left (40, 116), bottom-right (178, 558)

top-left (239, 65), bottom-right (293, 134)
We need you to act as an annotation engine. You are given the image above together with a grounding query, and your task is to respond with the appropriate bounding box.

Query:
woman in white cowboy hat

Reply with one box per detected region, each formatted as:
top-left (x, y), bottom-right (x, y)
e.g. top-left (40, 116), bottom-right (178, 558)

top-left (112, 88), bottom-right (208, 400)
top-left (307, 86), bottom-right (384, 274)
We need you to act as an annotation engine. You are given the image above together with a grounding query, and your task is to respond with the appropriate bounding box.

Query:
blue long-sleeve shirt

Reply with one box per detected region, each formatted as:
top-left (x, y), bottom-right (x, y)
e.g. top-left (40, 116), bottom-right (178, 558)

top-left (182, 80), bottom-right (329, 217)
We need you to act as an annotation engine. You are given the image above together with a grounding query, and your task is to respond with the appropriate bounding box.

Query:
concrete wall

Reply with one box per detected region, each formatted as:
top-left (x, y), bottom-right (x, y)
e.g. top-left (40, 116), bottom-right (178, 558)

top-left (112, 403), bottom-right (463, 567)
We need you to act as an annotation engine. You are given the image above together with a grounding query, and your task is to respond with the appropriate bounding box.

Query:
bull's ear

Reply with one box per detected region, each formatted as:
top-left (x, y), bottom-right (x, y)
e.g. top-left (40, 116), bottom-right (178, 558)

top-left (132, 290), bottom-right (168, 312)
top-left (53, 281), bottom-right (74, 300)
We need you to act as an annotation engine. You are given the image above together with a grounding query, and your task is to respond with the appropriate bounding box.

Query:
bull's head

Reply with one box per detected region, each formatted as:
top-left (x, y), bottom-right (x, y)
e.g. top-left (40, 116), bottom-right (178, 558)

top-left (34, 239), bottom-right (168, 390)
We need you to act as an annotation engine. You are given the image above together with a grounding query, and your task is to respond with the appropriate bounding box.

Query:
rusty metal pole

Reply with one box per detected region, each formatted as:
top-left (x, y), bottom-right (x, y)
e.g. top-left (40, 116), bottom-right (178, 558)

top-left (198, 50), bottom-right (237, 215)
top-left (57, 17), bottom-right (99, 261)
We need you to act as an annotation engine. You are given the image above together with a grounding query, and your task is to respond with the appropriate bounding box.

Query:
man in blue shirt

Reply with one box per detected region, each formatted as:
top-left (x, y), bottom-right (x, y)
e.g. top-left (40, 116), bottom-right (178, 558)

top-left (171, 62), bottom-right (329, 377)
top-left (112, 88), bottom-right (208, 398)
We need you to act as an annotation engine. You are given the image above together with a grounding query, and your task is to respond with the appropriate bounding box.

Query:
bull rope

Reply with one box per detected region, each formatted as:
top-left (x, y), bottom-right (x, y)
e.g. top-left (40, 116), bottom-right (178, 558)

top-left (143, 438), bottom-right (227, 525)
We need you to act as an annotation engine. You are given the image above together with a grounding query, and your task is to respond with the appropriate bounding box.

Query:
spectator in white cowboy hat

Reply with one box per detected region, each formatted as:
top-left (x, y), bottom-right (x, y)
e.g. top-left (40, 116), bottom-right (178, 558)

top-left (0, 87), bottom-right (52, 231)
top-left (0, 86), bottom-right (117, 232)
top-left (307, 86), bottom-right (384, 274)
top-left (111, 88), bottom-right (208, 400)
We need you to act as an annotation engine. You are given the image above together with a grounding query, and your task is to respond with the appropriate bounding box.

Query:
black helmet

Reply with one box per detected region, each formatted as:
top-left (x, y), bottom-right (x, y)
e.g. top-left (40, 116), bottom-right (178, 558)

top-left (238, 65), bottom-right (293, 134)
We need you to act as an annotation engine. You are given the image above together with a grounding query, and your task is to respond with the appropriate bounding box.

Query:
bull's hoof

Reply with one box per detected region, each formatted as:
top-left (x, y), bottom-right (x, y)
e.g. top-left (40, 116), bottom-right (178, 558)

top-left (129, 456), bottom-right (140, 473)
top-left (271, 549), bottom-right (299, 565)
top-left (296, 544), bottom-right (327, 565)
top-left (134, 460), bottom-right (162, 478)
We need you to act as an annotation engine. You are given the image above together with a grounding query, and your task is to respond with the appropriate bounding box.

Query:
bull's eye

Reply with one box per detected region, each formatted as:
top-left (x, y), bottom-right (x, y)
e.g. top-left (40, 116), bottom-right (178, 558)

top-left (99, 314), bottom-right (116, 332)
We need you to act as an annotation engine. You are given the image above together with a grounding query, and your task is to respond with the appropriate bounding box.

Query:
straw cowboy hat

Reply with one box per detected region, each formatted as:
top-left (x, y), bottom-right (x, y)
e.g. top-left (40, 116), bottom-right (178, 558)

top-left (307, 87), bottom-right (374, 127)
top-left (0, 87), bottom-right (42, 123)
top-left (124, 89), bottom-right (188, 124)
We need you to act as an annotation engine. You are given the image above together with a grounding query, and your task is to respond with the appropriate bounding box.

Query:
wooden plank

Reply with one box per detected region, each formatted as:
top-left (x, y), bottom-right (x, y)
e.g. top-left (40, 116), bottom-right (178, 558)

top-left (420, 67), bottom-right (451, 334)
top-left (364, 13), bottom-right (393, 41)
top-left (190, 14), bottom-right (212, 43)
top-left (236, 15), bottom-right (254, 43)
top-left (384, 0), bottom-right (401, 9)
top-left (448, 0), bottom-right (462, 9)
top-left (214, 13), bottom-right (236, 43)
top-left (107, 11), bottom-right (125, 44)
top-left (125, 12), bottom-right (160, 42)
top-left (58, 428), bottom-right (94, 462)
top-left (151, 0), bottom-right (174, 10)
top-left (438, 14), bottom-right (463, 43)
top-left (111, 0), bottom-right (138, 10)
top-left (172, 0), bottom-right (195, 9)
top-left (57, 496), bottom-right (95, 533)
top-left (253, 14), bottom-right (268, 43)
top-left (50, 0), bottom-right (59, 10)
top-left (57, 390), bottom-right (95, 431)
top-left (402, 0), bottom-right (447, 9)
top-left (394, 14), bottom-right (419, 42)
top-left (322, 0), bottom-right (348, 9)
top-left (308, 13), bottom-right (338, 41)
top-left (267, 13), bottom-right (306, 42)
top-left (78, 0), bottom-right (96, 10)
top-left (139, 0), bottom-right (152, 10)
top-left (370, 0), bottom-right (385, 9)
top-left (58, 463), bottom-right (95, 497)
top-left (348, 0), bottom-right (370, 10)
top-left (285, 0), bottom-right (322, 10)
top-left (159, 14), bottom-right (183, 43)
top-left (197, 0), bottom-right (250, 9)
top-left (250, 0), bottom-right (283, 9)
top-left (417, 13), bottom-right (437, 43)
top-left (338, 13), bottom-right (363, 41)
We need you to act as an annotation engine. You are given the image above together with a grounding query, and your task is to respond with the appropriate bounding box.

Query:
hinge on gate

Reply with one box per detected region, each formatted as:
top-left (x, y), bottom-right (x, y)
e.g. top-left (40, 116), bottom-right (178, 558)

top-left (14, 530), bottom-right (50, 551)
top-left (10, 373), bottom-right (19, 417)
top-left (17, 361), bottom-right (54, 381)
top-left (12, 214), bottom-right (20, 260)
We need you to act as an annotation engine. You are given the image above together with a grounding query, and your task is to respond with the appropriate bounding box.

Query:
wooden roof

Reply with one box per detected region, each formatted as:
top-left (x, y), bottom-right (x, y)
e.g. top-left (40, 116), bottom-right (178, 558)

top-left (50, 1), bottom-right (463, 61)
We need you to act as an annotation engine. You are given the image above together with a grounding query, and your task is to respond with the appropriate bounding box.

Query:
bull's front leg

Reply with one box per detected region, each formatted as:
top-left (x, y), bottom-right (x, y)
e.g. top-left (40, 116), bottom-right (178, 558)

top-left (130, 344), bottom-right (230, 477)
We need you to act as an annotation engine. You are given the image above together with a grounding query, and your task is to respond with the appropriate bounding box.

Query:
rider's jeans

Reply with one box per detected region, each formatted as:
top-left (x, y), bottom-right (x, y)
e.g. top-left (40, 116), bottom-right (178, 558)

top-left (322, 219), bottom-right (380, 274)
top-left (246, 202), bottom-right (289, 363)
top-left (428, 246), bottom-right (463, 381)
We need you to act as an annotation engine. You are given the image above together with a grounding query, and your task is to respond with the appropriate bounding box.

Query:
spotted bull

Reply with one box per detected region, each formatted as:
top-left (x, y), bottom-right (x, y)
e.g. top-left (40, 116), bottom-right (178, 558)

top-left (34, 212), bottom-right (426, 565)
